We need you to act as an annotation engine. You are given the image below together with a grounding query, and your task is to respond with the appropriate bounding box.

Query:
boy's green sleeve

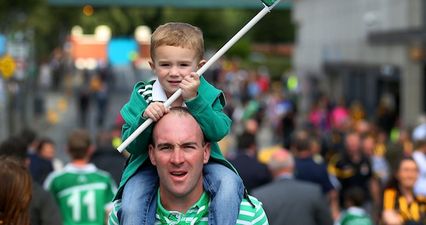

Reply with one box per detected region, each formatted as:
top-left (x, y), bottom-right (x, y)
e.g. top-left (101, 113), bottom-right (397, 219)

top-left (185, 77), bottom-right (231, 142)
top-left (120, 82), bottom-right (153, 155)
top-left (185, 93), bottom-right (231, 142)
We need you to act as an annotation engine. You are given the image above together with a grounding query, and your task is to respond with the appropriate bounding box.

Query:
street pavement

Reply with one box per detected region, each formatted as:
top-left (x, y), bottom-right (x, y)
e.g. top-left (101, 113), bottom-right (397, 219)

top-left (34, 70), bottom-right (135, 163)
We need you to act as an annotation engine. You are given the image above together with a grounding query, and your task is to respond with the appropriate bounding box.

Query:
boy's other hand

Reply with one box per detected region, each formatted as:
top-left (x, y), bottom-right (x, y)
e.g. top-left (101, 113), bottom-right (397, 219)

top-left (143, 102), bottom-right (169, 121)
top-left (180, 72), bottom-right (200, 100)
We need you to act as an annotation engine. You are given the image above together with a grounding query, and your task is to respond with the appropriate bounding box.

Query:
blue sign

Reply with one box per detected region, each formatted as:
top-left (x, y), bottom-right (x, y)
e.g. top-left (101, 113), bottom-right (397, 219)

top-left (108, 38), bottom-right (138, 66)
top-left (0, 35), bottom-right (6, 56)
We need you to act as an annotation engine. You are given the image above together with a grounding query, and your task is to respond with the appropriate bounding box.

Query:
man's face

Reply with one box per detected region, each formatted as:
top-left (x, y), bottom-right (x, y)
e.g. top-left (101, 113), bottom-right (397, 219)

top-left (345, 133), bottom-right (361, 155)
top-left (149, 45), bottom-right (203, 97)
top-left (149, 113), bottom-right (210, 204)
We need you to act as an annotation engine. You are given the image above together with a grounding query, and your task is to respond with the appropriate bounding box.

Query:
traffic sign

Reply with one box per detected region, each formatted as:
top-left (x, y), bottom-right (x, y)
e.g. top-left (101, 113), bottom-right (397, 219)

top-left (0, 54), bottom-right (16, 79)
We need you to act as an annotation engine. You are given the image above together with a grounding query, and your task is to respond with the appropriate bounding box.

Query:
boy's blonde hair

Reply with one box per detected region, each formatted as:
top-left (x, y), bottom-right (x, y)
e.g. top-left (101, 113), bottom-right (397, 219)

top-left (150, 22), bottom-right (204, 62)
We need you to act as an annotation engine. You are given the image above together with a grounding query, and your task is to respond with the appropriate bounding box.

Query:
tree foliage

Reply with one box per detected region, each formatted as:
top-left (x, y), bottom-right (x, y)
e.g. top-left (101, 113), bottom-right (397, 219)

top-left (0, 0), bottom-right (294, 61)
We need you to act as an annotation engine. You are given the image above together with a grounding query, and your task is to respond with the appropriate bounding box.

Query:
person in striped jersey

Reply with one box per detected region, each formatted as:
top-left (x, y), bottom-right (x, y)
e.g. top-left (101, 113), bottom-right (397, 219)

top-left (109, 107), bottom-right (268, 225)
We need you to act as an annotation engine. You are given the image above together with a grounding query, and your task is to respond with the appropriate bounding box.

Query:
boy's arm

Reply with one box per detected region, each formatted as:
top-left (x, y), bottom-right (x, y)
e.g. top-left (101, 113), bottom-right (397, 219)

top-left (121, 120), bottom-right (153, 155)
top-left (120, 83), bottom-right (154, 155)
top-left (185, 92), bottom-right (231, 142)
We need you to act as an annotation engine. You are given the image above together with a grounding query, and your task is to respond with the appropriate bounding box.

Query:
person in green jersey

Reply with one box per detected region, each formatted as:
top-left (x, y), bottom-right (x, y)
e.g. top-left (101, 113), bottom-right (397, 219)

top-left (109, 107), bottom-right (268, 225)
top-left (336, 187), bottom-right (373, 225)
top-left (44, 129), bottom-right (117, 225)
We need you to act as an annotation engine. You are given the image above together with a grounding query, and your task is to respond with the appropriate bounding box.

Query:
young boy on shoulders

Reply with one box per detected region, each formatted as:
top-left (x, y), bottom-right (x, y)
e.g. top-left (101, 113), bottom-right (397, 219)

top-left (115, 22), bottom-right (244, 225)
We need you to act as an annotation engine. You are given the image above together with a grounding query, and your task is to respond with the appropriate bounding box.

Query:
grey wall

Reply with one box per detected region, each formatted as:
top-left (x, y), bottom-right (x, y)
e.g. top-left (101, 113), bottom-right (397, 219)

top-left (293, 0), bottom-right (423, 126)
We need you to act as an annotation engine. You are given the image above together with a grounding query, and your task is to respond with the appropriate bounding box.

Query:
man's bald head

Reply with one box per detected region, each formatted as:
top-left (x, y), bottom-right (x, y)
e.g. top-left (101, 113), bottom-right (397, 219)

top-left (151, 107), bottom-right (205, 145)
top-left (267, 149), bottom-right (294, 177)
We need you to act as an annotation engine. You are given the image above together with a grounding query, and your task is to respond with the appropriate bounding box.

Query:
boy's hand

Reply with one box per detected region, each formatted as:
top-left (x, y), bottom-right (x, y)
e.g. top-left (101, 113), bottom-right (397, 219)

top-left (180, 72), bottom-right (200, 100)
top-left (143, 102), bottom-right (169, 121)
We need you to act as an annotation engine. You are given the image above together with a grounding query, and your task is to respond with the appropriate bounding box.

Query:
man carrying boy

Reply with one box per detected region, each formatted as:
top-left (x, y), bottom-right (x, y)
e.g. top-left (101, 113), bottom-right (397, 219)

top-left (110, 107), bottom-right (267, 224)
top-left (115, 22), bottom-right (244, 224)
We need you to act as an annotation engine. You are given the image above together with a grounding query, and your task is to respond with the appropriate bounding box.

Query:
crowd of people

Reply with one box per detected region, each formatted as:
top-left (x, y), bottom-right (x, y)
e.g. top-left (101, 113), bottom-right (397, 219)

top-left (0, 127), bottom-right (125, 225)
top-left (208, 60), bottom-right (426, 224)
top-left (210, 58), bottom-right (426, 224)
top-left (2, 20), bottom-right (426, 225)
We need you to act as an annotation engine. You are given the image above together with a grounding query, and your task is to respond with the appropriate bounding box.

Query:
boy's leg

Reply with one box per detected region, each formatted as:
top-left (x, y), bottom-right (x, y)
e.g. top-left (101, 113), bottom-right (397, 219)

top-left (120, 165), bottom-right (158, 225)
top-left (203, 162), bottom-right (244, 225)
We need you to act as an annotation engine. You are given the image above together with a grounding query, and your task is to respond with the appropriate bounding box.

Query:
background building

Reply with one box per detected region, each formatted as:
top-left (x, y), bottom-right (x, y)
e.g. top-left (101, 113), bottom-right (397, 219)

top-left (293, 0), bottom-right (423, 127)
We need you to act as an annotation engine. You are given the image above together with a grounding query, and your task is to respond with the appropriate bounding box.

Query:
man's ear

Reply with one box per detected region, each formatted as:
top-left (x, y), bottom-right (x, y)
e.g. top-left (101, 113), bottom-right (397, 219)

top-left (203, 142), bottom-right (211, 164)
top-left (148, 144), bottom-right (157, 166)
top-left (197, 59), bottom-right (207, 69)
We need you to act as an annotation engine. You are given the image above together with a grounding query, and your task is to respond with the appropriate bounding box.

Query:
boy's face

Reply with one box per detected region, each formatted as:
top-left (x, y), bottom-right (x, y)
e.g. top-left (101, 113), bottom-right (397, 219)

top-left (150, 45), bottom-right (205, 97)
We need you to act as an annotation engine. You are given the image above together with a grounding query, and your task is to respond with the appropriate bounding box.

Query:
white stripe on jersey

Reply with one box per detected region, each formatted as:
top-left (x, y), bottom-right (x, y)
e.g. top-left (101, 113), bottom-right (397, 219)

top-left (58, 182), bottom-right (107, 198)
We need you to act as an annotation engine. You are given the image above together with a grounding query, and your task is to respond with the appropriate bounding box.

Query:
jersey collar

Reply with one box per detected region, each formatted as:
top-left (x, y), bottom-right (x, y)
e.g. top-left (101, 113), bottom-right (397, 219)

top-left (156, 190), bottom-right (209, 224)
top-left (152, 79), bottom-right (186, 106)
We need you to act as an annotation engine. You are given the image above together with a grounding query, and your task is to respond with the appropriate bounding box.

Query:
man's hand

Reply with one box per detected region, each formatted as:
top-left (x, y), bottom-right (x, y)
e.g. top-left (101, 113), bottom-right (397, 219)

top-left (180, 72), bottom-right (200, 100)
top-left (143, 102), bottom-right (169, 121)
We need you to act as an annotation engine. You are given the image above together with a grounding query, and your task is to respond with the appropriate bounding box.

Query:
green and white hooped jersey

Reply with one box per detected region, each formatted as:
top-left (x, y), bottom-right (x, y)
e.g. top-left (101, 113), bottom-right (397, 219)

top-left (44, 163), bottom-right (117, 225)
top-left (108, 191), bottom-right (269, 225)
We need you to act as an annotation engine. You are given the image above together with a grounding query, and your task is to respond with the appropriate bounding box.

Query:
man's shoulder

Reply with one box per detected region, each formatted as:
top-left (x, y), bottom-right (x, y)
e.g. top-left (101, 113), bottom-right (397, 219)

top-left (238, 195), bottom-right (268, 224)
top-left (252, 179), bottom-right (321, 196)
top-left (108, 196), bottom-right (268, 225)
top-left (296, 158), bottom-right (326, 174)
top-left (45, 164), bottom-right (115, 186)
top-left (285, 179), bottom-right (324, 196)
top-left (43, 168), bottom-right (68, 187)
top-left (339, 209), bottom-right (373, 225)
top-left (240, 195), bottom-right (263, 209)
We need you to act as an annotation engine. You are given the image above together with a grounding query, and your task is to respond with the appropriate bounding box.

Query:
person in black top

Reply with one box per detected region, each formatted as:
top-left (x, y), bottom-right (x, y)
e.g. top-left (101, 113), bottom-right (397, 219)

top-left (293, 130), bottom-right (340, 220)
top-left (328, 131), bottom-right (381, 220)
top-left (229, 131), bottom-right (272, 193)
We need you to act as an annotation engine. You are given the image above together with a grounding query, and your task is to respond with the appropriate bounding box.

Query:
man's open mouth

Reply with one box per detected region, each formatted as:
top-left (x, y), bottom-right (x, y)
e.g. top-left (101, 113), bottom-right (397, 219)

top-left (170, 171), bottom-right (187, 177)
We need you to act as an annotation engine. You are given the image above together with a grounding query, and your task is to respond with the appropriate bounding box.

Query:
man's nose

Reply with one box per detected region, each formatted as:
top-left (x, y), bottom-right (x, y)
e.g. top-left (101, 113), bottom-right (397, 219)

top-left (170, 149), bottom-right (184, 164)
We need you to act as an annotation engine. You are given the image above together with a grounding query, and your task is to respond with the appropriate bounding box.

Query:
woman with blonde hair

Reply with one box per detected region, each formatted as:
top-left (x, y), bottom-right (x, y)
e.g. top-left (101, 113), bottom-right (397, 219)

top-left (0, 156), bottom-right (32, 225)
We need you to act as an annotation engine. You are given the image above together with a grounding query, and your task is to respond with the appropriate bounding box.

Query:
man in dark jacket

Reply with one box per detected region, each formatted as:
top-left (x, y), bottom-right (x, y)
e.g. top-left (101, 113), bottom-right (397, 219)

top-left (252, 149), bottom-right (333, 225)
top-left (91, 129), bottom-right (127, 184)
top-left (292, 130), bottom-right (340, 220)
top-left (229, 131), bottom-right (272, 193)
